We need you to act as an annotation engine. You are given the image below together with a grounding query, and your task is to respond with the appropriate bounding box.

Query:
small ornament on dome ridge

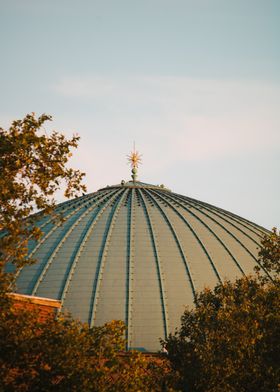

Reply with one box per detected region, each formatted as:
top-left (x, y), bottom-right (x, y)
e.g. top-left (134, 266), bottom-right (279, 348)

top-left (127, 143), bottom-right (142, 182)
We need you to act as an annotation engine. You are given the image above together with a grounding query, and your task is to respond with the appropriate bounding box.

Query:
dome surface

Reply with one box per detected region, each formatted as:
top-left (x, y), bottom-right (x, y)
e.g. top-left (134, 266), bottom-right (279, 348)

top-left (15, 180), bottom-right (268, 351)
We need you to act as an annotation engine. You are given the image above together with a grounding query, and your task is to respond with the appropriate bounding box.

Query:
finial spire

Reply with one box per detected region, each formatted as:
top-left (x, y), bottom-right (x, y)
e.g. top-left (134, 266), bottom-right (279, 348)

top-left (127, 142), bottom-right (142, 182)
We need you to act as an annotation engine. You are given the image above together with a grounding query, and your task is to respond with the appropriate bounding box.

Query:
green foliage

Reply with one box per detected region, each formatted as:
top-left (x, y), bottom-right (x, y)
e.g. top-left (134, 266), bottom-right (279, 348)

top-left (164, 230), bottom-right (280, 392)
top-left (0, 113), bottom-right (86, 287)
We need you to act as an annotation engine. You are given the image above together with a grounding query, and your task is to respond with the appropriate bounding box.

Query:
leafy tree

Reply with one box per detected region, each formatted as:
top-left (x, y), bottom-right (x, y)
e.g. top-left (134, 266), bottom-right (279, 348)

top-left (0, 299), bottom-right (172, 391)
top-left (0, 298), bottom-right (120, 391)
top-left (164, 230), bottom-right (280, 392)
top-left (0, 113), bottom-right (86, 289)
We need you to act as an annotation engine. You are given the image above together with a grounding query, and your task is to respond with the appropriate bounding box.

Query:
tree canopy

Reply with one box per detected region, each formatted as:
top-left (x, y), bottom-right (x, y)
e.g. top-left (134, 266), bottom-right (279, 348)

top-left (0, 113), bottom-right (86, 288)
top-left (256, 227), bottom-right (280, 282)
top-left (164, 229), bottom-right (280, 392)
top-left (0, 302), bottom-right (171, 392)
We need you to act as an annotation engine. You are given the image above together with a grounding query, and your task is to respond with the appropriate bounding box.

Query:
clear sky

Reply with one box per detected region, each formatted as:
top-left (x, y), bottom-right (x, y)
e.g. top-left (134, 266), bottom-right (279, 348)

top-left (1, 0), bottom-right (279, 229)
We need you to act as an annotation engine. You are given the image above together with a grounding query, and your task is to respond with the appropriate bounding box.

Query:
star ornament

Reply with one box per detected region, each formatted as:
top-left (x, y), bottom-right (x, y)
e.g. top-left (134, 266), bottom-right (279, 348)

top-left (127, 150), bottom-right (142, 169)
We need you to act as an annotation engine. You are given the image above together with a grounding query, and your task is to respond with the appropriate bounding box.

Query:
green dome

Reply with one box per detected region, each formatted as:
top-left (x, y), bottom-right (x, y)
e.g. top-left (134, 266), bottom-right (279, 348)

top-left (14, 180), bottom-right (268, 351)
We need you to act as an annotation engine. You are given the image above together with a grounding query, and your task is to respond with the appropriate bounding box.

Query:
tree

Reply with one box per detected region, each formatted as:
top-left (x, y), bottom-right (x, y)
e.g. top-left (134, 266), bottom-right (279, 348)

top-left (0, 113), bottom-right (86, 289)
top-left (256, 227), bottom-right (280, 282)
top-left (0, 299), bottom-right (121, 392)
top-left (0, 299), bottom-right (172, 391)
top-left (164, 230), bottom-right (280, 392)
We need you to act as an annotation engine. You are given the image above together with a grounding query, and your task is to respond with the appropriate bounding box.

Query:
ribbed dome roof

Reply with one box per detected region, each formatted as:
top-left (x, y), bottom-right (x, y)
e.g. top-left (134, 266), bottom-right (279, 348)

top-left (15, 180), bottom-right (268, 351)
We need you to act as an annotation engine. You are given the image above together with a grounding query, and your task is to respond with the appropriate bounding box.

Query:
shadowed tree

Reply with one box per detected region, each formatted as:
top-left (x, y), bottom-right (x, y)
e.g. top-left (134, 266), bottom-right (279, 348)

top-left (164, 229), bottom-right (280, 392)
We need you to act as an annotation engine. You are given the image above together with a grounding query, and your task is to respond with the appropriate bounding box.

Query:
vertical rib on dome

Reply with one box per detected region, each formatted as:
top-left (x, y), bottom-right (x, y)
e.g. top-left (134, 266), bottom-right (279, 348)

top-left (126, 188), bottom-right (135, 349)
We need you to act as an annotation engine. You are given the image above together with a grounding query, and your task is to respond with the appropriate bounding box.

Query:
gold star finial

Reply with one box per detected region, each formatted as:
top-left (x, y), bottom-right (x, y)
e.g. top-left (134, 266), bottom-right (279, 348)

top-left (127, 142), bottom-right (142, 182)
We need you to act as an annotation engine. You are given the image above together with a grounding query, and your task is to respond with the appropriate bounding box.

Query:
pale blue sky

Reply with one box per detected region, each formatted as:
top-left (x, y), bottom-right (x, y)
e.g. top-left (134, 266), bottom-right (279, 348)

top-left (1, 0), bottom-right (279, 229)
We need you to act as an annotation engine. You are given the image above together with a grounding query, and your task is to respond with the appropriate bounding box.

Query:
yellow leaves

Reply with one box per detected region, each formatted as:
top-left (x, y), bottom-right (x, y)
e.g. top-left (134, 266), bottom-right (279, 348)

top-left (42, 364), bottom-right (51, 372)
top-left (257, 228), bottom-right (280, 281)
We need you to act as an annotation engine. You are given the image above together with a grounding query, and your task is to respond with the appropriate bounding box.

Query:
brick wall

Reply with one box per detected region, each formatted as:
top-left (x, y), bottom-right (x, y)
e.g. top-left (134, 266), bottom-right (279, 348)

top-left (9, 293), bottom-right (61, 322)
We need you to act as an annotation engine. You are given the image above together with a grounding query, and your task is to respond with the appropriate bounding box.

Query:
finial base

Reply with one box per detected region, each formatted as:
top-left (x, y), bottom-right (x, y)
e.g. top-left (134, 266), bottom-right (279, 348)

top-left (131, 167), bottom-right (137, 182)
